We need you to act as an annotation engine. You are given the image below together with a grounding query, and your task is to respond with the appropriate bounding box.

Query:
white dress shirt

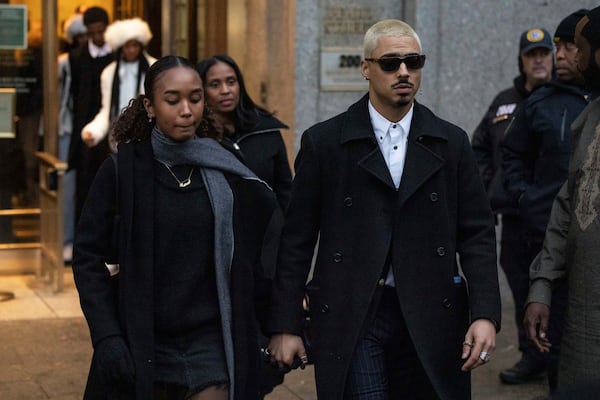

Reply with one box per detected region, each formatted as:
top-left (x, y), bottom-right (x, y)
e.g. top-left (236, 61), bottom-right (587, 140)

top-left (368, 100), bottom-right (414, 286)
top-left (88, 40), bottom-right (112, 58)
top-left (119, 61), bottom-right (139, 112)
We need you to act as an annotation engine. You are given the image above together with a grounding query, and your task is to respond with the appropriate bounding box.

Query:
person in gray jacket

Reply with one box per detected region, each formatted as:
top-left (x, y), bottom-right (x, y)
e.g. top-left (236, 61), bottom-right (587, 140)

top-left (500, 9), bottom-right (593, 388)
top-left (523, 6), bottom-right (600, 394)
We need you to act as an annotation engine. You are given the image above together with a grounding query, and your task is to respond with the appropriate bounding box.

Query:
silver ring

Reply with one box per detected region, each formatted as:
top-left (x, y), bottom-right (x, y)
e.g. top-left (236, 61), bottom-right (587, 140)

top-left (479, 351), bottom-right (490, 362)
top-left (462, 341), bottom-right (474, 348)
top-left (264, 348), bottom-right (271, 357)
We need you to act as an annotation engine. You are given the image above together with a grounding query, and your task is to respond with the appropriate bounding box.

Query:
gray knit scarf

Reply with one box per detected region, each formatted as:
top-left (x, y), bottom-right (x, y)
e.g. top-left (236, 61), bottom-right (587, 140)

top-left (151, 127), bottom-right (267, 399)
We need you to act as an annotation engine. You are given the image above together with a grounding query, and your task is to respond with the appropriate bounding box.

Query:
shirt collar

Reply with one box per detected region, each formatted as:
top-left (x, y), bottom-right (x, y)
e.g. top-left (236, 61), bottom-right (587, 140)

top-left (88, 40), bottom-right (112, 58)
top-left (368, 101), bottom-right (414, 142)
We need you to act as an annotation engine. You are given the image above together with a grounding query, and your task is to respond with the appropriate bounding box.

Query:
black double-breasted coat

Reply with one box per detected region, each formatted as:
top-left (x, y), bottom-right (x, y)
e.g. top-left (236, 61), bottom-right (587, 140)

top-left (73, 138), bottom-right (281, 399)
top-left (268, 95), bottom-right (501, 399)
top-left (67, 44), bottom-right (113, 171)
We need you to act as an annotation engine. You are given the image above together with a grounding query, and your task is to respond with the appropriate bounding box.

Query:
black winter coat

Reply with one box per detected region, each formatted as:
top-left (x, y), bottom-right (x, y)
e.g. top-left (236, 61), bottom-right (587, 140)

top-left (220, 114), bottom-right (292, 210)
top-left (73, 138), bottom-right (281, 399)
top-left (268, 95), bottom-right (501, 400)
top-left (67, 45), bottom-right (113, 171)
top-left (501, 80), bottom-right (596, 242)
top-left (471, 75), bottom-right (529, 214)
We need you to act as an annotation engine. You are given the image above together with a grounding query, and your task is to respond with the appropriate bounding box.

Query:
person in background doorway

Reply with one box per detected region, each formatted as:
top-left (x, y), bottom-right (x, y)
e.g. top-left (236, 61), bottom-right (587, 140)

top-left (73, 55), bottom-right (282, 399)
top-left (81, 18), bottom-right (156, 153)
top-left (266, 19), bottom-right (500, 399)
top-left (471, 26), bottom-right (553, 385)
top-left (58, 13), bottom-right (87, 262)
top-left (68, 6), bottom-right (113, 224)
top-left (197, 54), bottom-right (292, 210)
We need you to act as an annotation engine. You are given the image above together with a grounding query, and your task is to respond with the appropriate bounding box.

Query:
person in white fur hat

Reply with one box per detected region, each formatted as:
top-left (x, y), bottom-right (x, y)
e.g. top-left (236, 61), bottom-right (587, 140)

top-left (81, 18), bottom-right (157, 151)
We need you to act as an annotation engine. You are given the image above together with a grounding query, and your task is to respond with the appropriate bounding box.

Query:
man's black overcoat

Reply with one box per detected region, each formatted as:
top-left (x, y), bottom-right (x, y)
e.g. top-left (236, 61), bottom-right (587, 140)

top-left (268, 94), bottom-right (501, 400)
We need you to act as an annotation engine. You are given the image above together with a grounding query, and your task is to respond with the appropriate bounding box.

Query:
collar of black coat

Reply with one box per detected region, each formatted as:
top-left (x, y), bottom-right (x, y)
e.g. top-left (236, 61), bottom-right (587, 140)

top-left (339, 94), bottom-right (449, 144)
top-left (252, 113), bottom-right (289, 132)
top-left (527, 78), bottom-right (599, 106)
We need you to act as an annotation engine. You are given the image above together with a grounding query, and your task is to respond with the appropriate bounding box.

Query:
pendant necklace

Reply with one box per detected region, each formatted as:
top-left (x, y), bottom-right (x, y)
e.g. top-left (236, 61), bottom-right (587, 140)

top-left (159, 160), bottom-right (194, 188)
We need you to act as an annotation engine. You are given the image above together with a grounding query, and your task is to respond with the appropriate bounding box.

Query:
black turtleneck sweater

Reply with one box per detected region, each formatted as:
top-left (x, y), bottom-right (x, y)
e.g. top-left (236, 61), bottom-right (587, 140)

top-left (153, 160), bottom-right (220, 343)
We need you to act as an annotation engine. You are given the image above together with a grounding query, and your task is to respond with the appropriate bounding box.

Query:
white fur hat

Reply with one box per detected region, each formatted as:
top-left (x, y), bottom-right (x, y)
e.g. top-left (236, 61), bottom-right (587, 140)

top-left (63, 14), bottom-right (87, 44)
top-left (104, 18), bottom-right (153, 50)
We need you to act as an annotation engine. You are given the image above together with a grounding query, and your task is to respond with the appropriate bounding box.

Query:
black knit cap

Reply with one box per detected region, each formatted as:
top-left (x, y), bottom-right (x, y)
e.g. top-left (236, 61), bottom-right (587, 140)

top-left (554, 9), bottom-right (588, 43)
top-left (581, 6), bottom-right (600, 47)
top-left (83, 6), bottom-right (109, 26)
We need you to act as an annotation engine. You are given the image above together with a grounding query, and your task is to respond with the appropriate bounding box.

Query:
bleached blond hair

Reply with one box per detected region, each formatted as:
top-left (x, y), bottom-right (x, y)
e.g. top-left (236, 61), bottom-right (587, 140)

top-left (363, 19), bottom-right (422, 58)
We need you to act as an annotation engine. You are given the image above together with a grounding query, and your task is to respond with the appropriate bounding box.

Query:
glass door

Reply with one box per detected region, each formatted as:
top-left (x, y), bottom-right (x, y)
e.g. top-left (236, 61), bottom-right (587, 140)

top-left (0, 0), bottom-right (43, 273)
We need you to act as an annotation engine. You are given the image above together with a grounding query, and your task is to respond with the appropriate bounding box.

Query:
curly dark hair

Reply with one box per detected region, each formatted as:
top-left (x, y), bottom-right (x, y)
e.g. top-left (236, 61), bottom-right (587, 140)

top-left (111, 55), bottom-right (221, 144)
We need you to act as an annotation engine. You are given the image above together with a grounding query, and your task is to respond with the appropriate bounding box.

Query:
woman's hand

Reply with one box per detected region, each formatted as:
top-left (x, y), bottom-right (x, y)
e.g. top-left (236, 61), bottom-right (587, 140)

top-left (267, 333), bottom-right (308, 371)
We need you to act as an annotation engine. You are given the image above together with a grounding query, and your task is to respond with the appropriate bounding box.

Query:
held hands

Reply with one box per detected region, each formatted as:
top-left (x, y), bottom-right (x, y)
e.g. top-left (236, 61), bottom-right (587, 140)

top-left (523, 302), bottom-right (552, 353)
top-left (460, 319), bottom-right (496, 371)
top-left (266, 333), bottom-right (309, 372)
top-left (94, 335), bottom-right (135, 387)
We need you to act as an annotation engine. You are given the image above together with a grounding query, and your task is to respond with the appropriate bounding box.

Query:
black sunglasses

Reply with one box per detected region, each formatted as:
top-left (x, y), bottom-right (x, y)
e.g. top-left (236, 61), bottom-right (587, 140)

top-left (365, 54), bottom-right (426, 72)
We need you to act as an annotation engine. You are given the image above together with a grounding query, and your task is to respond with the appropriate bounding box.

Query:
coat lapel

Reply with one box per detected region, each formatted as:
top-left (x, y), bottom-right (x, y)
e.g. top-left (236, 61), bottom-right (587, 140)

top-left (118, 139), bottom-right (155, 278)
top-left (340, 96), bottom-right (447, 194)
top-left (397, 103), bottom-right (446, 207)
top-left (357, 148), bottom-right (396, 190)
top-left (341, 94), bottom-right (396, 190)
top-left (117, 139), bottom-right (155, 399)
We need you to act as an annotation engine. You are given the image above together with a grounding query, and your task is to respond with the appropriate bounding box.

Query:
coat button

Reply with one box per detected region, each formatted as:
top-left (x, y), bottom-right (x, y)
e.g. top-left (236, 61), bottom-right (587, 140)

top-left (343, 196), bottom-right (353, 207)
top-left (333, 252), bottom-right (343, 262)
top-left (378, 278), bottom-right (385, 286)
top-left (436, 246), bottom-right (446, 256)
top-left (442, 298), bottom-right (452, 308)
top-left (321, 304), bottom-right (329, 313)
top-left (430, 192), bottom-right (439, 202)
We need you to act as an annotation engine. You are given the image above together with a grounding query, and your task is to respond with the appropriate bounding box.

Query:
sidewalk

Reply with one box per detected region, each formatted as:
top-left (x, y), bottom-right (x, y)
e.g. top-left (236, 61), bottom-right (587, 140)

top-left (0, 269), bottom-right (548, 399)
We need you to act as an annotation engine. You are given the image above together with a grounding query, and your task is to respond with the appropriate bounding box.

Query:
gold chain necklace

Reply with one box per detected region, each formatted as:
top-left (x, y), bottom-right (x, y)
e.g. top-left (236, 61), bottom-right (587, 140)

top-left (158, 160), bottom-right (194, 188)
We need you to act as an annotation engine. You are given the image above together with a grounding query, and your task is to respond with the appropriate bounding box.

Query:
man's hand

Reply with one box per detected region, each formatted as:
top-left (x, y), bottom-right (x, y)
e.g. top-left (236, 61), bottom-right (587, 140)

top-left (461, 319), bottom-right (496, 371)
top-left (267, 333), bottom-right (308, 371)
top-left (523, 302), bottom-right (551, 352)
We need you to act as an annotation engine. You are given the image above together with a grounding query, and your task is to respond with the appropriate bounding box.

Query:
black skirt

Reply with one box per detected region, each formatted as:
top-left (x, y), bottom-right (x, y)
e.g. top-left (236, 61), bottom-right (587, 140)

top-left (154, 322), bottom-right (229, 395)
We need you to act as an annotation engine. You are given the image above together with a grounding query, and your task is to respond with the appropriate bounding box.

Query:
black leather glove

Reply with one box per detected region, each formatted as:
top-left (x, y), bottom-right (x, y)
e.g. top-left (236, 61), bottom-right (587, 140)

top-left (94, 335), bottom-right (136, 387)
